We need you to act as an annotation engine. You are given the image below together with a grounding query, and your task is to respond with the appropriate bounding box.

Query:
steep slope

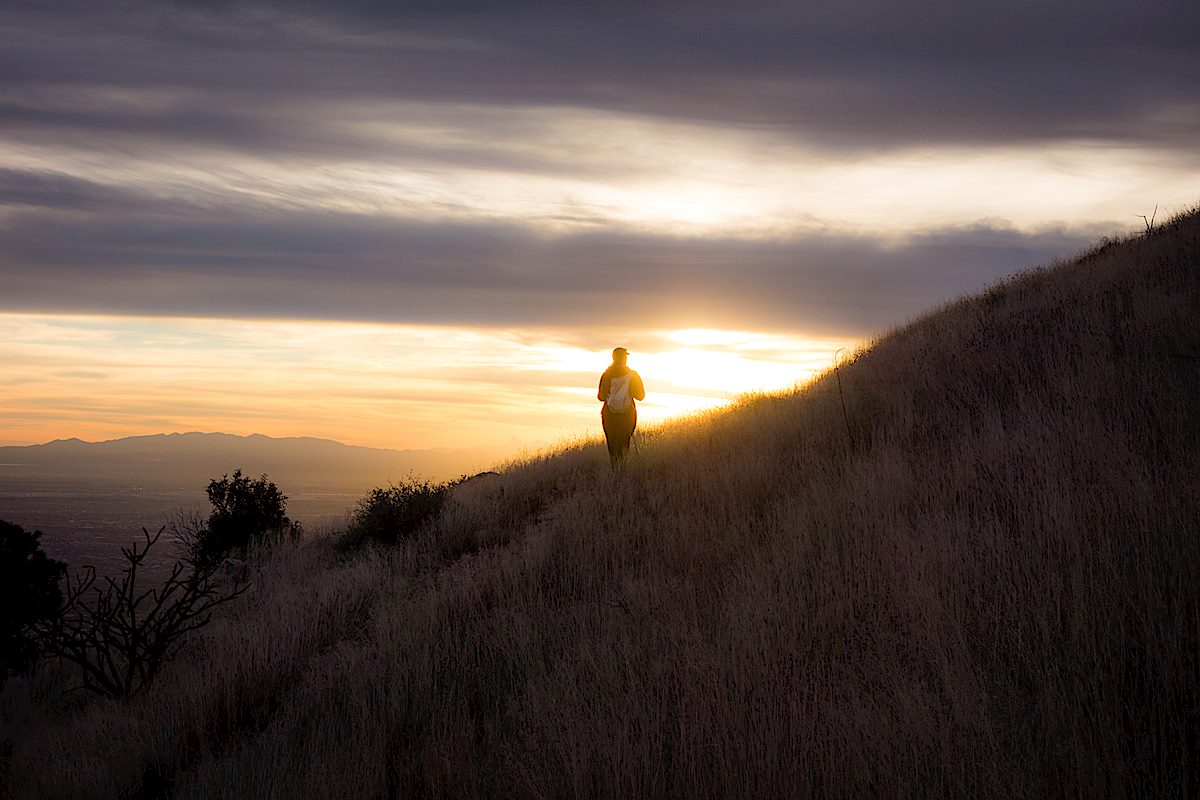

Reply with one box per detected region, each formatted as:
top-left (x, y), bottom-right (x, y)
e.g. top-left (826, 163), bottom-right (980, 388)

top-left (5, 209), bottom-right (1199, 799)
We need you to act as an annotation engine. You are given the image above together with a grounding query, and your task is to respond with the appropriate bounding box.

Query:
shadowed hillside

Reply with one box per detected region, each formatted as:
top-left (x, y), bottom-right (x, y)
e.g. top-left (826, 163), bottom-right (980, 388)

top-left (3, 209), bottom-right (1198, 798)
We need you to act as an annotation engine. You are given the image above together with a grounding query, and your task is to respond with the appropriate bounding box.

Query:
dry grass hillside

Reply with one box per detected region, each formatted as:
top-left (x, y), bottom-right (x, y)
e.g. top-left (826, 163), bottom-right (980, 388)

top-left (3, 208), bottom-right (1199, 799)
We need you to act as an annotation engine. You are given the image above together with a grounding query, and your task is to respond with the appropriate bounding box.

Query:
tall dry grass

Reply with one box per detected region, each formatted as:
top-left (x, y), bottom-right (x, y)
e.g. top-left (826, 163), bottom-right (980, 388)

top-left (2, 209), bottom-right (1198, 799)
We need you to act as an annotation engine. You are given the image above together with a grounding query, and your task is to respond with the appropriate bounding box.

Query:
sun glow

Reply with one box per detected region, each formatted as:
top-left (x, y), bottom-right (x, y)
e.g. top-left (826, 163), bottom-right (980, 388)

top-left (667, 328), bottom-right (758, 346)
top-left (0, 314), bottom-right (854, 451)
top-left (633, 331), bottom-right (845, 420)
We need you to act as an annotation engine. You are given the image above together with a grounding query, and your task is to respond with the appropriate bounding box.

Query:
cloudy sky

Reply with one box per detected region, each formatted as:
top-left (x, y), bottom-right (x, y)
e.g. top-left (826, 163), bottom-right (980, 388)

top-left (2, 0), bottom-right (1197, 450)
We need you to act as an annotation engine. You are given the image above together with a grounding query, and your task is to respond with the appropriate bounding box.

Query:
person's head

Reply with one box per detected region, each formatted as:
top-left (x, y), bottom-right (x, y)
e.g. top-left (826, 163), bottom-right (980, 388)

top-left (612, 347), bottom-right (629, 366)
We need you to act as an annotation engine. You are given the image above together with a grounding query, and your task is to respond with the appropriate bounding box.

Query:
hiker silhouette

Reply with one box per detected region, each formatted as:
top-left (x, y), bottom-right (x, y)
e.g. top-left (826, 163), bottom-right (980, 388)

top-left (597, 347), bottom-right (646, 464)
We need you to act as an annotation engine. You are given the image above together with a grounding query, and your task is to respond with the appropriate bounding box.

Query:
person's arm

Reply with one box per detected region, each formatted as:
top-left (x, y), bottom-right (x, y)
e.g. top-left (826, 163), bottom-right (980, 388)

top-left (597, 371), bottom-right (609, 401)
top-left (631, 371), bottom-right (646, 401)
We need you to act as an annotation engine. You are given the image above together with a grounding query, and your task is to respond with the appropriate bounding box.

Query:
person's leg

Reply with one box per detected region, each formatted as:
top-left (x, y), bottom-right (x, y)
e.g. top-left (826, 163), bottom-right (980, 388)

top-left (614, 412), bottom-right (635, 462)
top-left (618, 406), bottom-right (637, 459)
top-left (602, 407), bottom-right (620, 463)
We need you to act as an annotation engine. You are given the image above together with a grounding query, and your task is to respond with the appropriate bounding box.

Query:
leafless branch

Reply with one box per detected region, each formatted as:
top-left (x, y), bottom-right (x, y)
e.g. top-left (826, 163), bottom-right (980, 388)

top-left (1138, 204), bottom-right (1158, 234)
top-left (38, 526), bottom-right (249, 697)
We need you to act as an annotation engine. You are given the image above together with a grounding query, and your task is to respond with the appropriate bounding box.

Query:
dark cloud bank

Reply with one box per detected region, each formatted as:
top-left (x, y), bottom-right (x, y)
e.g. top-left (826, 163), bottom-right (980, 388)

top-left (0, 168), bottom-right (1103, 334)
top-left (3, 0), bottom-right (1197, 154)
top-left (1, 0), bottom-right (1194, 332)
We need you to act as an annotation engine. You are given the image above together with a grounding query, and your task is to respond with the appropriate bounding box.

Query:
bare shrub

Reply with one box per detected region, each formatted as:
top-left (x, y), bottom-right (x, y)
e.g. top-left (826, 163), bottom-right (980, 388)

top-left (41, 527), bottom-right (248, 697)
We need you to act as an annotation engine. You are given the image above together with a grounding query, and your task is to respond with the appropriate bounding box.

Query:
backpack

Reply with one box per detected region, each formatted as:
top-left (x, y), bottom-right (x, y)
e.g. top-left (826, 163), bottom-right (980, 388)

top-left (607, 372), bottom-right (633, 413)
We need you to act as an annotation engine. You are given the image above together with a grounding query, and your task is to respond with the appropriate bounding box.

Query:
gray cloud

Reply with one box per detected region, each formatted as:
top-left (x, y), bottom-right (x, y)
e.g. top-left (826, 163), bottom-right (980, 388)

top-left (0, 0), bottom-right (1197, 158)
top-left (0, 2), bottom-right (1189, 336)
top-left (0, 170), bottom-right (1103, 334)
top-left (0, 168), bottom-right (163, 212)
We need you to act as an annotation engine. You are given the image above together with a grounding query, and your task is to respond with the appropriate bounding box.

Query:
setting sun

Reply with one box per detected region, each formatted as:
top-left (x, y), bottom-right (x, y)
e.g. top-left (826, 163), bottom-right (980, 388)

top-left (0, 313), bottom-right (853, 451)
top-left (633, 337), bottom-right (838, 420)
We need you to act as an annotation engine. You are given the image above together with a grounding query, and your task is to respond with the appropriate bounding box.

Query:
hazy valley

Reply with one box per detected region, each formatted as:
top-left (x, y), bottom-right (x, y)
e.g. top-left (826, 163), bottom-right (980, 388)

top-left (0, 432), bottom-right (523, 577)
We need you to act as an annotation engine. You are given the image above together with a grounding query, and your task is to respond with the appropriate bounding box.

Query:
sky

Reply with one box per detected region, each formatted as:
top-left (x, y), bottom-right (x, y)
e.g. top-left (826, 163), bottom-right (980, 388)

top-left (1, 0), bottom-right (1197, 451)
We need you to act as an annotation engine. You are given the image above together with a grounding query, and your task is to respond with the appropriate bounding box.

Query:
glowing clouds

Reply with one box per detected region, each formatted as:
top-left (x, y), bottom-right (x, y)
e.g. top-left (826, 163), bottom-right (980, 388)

top-left (4, 104), bottom-right (1194, 242)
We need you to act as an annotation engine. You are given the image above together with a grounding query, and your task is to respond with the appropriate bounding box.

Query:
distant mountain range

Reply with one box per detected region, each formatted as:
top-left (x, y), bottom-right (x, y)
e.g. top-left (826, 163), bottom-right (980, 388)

top-left (0, 431), bottom-right (526, 490)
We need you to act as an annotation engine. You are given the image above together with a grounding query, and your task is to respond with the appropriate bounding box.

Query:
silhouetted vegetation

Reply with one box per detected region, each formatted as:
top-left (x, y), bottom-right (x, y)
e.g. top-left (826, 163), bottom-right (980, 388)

top-left (339, 477), bottom-right (453, 551)
top-left (0, 520), bottom-right (66, 686)
top-left (183, 470), bottom-right (300, 566)
top-left (41, 527), bottom-right (248, 697)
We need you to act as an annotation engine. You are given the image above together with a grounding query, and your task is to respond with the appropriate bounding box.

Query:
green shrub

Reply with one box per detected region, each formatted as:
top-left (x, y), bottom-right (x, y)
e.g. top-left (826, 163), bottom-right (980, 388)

top-left (340, 478), bottom-right (452, 550)
top-left (188, 470), bottom-right (300, 566)
top-left (0, 519), bottom-right (66, 684)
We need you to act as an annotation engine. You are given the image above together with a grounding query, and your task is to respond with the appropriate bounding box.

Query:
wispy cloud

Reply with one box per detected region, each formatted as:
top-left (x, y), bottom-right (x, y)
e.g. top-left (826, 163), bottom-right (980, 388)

top-left (0, 177), bottom-right (1108, 333)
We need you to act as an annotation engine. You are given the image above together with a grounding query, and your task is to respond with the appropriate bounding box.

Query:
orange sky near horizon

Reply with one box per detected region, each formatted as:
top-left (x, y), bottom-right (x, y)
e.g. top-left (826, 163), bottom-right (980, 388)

top-left (2, 1), bottom-right (1197, 465)
top-left (0, 313), bottom-right (855, 452)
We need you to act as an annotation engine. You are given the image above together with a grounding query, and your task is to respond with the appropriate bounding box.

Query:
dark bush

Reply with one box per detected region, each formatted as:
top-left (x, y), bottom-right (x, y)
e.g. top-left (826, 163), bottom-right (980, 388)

top-left (340, 478), bottom-right (453, 550)
top-left (0, 519), bottom-right (67, 684)
top-left (187, 470), bottom-right (300, 566)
